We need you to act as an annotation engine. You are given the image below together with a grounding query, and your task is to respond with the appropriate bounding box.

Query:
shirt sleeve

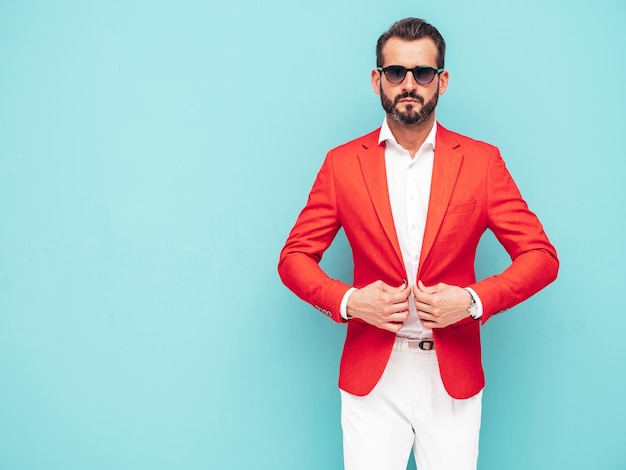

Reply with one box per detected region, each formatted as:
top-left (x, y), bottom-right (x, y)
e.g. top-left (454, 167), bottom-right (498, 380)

top-left (340, 287), bottom-right (358, 320)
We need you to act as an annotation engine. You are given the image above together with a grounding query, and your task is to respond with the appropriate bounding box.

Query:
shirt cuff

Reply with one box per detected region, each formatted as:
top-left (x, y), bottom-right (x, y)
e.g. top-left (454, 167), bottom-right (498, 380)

top-left (464, 287), bottom-right (483, 319)
top-left (340, 287), bottom-right (358, 320)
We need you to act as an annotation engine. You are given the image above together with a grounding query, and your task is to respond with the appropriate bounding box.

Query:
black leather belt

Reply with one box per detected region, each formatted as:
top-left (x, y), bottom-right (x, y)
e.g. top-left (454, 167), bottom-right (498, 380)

top-left (407, 339), bottom-right (434, 351)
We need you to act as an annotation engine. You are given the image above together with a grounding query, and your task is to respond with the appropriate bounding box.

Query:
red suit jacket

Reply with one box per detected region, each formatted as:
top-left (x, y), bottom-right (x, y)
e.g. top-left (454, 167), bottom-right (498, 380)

top-left (278, 124), bottom-right (558, 399)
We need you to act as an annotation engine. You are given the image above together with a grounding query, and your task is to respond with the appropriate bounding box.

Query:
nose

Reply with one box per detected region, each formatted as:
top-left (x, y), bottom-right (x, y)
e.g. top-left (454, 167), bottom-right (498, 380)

top-left (401, 69), bottom-right (418, 91)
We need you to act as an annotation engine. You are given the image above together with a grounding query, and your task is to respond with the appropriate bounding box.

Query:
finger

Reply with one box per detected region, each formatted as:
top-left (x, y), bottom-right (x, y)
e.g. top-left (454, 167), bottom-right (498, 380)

top-left (418, 313), bottom-right (439, 328)
top-left (389, 304), bottom-right (410, 319)
top-left (381, 280), bottom-right (408, 293)
top-left (385, 287), bottom-right (411, 303)
top-left (400, 284), bottom-right (411, 298)
top-left (417, 280), bottom-right (437, 293)
top-left (391, 308), bottom-right (409, 320)
top-left (413, 285), bottom-right (432, 305)
top-left (416, 307), bottom-right (431, 319)
top-left (415, 301), bottom-right (433, 313)
top-left (384, 302), bottom-right (408, 317)
top-left (413, 283), bottom-right (433, 302)
top-left (388, 312), bottom-right (409, 327)
top-left (396, 282), bottom-right (411, 299)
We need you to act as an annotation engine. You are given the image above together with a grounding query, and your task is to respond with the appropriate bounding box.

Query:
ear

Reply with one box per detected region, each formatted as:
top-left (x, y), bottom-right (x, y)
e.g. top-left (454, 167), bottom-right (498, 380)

top-left (438, 70), bottom-right (449, 95)
top-left (371, 68), bottom-right (381, 95)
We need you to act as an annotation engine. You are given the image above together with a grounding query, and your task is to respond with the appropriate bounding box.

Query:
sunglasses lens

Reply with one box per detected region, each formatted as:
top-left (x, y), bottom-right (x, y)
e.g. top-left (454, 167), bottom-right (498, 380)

top-left (385, 66), bottom-right (407, 84)
top-left (414, 67), bottom-right (436, 85)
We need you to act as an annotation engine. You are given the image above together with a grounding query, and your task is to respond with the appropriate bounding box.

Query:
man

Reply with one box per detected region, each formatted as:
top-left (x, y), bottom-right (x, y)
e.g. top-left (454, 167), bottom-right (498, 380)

top-left (278, 18), bottom-right (558, 470)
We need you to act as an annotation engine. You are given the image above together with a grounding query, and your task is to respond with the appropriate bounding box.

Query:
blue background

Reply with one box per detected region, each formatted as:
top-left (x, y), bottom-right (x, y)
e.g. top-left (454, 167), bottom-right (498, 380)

top-left (1, 1), bottom-right (625, 469)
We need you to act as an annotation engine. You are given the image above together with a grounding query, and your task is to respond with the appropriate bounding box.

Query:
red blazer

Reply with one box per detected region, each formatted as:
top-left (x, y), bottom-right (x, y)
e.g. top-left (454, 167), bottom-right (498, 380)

top-left (278, 124), bottom-right (558, 399)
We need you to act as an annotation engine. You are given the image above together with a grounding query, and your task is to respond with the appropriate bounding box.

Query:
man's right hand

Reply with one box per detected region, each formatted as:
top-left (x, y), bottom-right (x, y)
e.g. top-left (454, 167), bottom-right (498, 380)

top-left (346, 280), bottom-right (411, 333)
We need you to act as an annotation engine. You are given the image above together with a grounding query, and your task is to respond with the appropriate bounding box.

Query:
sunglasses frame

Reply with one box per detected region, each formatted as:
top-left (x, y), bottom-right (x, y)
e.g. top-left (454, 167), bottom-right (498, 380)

top-left (377, 65), bottom-right (444, 85)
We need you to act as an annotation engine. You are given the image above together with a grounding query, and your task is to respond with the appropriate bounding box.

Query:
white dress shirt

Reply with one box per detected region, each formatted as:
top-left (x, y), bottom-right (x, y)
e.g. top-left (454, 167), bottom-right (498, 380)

top-left (382, 117), bottom-right (435, 339)
top-left (341, 119), bottom-right (482, 337)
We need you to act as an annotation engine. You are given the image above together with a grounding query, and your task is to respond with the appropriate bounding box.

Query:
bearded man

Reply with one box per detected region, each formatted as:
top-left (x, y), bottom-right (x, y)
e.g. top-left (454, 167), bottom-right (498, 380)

top-left (278, 17), bottom-right (558, 470)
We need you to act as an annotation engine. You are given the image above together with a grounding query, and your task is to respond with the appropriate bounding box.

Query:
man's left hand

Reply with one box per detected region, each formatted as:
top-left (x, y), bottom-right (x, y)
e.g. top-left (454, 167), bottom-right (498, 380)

top-left (413, 280), bottom-right (472, 328)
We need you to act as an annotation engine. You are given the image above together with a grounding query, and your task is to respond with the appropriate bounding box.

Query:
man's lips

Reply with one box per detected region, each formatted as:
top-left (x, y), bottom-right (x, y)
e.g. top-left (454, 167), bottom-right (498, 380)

top-left (395, 93), bottom-right (424, 105)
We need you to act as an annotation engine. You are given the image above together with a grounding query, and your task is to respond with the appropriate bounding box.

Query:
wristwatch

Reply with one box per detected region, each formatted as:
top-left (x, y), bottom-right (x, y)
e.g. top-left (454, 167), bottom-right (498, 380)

top-left (465, 289), bottom-right (480, 320)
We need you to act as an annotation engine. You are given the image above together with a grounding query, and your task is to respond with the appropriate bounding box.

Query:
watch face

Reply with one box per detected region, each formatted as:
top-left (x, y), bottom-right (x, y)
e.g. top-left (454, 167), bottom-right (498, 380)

top-left (469, 305), bottom-right (480, 319)
top-left (467, 302), bottom-right (478, 318)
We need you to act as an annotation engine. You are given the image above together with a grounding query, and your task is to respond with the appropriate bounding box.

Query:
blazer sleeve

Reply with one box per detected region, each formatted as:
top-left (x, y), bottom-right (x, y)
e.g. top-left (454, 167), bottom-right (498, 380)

top-left (278, 151), bottom-right (352, 323)
top-left (468, 148), bottom-right (559, 323)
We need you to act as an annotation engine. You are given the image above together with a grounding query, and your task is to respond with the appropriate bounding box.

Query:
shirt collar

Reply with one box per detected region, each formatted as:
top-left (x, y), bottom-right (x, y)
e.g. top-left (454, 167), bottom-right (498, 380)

top-left (378, 117), bottom-right (438, 152)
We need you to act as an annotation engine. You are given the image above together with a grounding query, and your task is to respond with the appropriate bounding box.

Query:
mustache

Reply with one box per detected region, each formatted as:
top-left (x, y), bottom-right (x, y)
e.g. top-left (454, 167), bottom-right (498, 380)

top-left (394, 92), bottom-right (425, 105)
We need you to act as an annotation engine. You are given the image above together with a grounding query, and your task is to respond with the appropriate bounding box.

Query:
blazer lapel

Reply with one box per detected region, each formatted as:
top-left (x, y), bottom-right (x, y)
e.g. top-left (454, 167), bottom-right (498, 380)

top-left (419, 125), bottom-right (463, 272)
top-left (356, 131), bottom-right (404, 270)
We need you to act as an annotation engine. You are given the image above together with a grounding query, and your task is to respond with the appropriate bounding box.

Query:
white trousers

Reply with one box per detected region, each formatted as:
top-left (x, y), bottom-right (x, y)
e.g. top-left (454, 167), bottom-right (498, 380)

top-left (341, 336), bottom-right (482, 470)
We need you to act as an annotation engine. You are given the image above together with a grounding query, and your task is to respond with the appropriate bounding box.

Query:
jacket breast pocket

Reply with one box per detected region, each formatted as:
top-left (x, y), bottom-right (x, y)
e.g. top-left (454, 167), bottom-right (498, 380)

top-left (445, 200), bottom-right (476, 216)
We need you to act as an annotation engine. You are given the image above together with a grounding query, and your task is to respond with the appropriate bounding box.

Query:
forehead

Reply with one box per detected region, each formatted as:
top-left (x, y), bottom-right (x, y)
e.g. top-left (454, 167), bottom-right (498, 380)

top-left (380, 37), bottom-right (439, 67)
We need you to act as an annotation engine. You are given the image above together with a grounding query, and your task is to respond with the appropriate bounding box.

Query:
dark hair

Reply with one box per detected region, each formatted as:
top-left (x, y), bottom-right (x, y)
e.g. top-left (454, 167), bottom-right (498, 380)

top-left (376, 18), bottom-right (446, 69)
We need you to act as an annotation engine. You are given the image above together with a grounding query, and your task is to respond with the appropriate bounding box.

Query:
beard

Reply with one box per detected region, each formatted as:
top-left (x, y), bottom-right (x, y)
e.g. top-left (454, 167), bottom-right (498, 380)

top-left (380, 84), bottom-right (439, 125)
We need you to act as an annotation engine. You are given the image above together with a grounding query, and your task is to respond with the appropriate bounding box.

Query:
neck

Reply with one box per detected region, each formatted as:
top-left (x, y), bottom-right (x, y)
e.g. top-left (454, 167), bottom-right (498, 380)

top-left (387, 115), bottom-right (436, 158)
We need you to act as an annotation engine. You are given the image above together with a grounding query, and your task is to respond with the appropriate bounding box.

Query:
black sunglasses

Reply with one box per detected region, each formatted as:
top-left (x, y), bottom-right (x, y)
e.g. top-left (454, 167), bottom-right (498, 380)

top-left (377, 65), bottom-right (444, 85)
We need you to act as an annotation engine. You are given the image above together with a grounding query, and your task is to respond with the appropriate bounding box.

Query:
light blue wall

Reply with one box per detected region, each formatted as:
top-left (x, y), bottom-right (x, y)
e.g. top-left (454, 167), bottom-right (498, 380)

top-left (1, 1), bottom-right (624, 469)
